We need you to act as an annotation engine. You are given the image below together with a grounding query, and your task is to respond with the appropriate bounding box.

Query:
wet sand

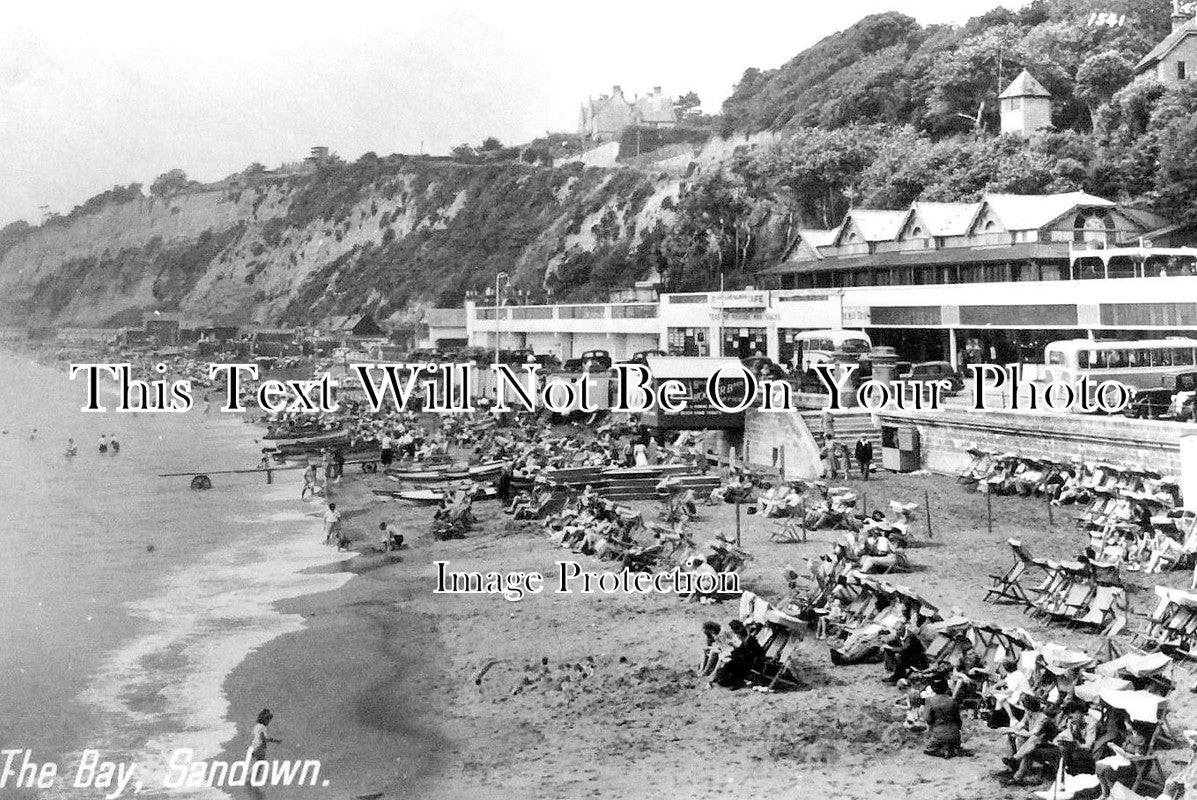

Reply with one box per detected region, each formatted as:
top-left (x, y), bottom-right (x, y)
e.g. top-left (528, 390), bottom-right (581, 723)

top-left (220, 467), bottom-right (1197, 800)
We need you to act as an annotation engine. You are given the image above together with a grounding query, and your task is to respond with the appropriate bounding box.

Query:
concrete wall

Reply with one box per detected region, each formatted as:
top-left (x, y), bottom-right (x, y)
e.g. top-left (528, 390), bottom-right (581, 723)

top-left (742, 409), bottom-right (824, 481)
top-left (877, 408), bottom-right (1192, 478)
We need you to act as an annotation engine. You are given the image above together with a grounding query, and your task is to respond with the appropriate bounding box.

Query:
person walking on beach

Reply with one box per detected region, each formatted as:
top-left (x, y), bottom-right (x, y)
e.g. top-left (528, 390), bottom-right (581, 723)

top-left (854, 437), bottom-right (873, 480)
top-left (379, 431), bottom-right (395, 467)
top-left (248, 709), bottom-right (281, 762)
top-left (323, 502), bottom-right (342, 545)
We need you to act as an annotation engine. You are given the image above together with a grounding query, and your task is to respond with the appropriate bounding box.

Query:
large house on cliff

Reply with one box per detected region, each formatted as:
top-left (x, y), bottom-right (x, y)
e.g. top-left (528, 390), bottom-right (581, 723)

top-left (578, 86), bottom-right (677, 141)
top-left (1136, 1), bottom-right (1197, 86)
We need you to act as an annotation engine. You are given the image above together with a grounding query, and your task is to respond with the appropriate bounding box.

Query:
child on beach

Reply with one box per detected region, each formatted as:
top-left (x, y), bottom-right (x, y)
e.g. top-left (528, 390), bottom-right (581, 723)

top-left (380, 521), bottom-right (404, 552)
top-left (323, 502), bottom-right (342, 545)
top-left (248, 709), bottom-right (281, 762)
top-left (817, 598), bottom-right (846, 640)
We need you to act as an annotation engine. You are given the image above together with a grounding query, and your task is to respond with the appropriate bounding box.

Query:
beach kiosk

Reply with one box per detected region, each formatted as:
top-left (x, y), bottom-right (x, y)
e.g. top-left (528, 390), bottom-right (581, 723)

top-left (638, 356), bottom-right (749, 431)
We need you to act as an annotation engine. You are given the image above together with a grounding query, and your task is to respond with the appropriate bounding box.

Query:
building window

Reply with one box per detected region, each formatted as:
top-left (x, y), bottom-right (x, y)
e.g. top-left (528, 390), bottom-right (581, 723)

top-left (721, 327), bottom-right (767, 359)
top-left (1180, 61), bottom-right (1187, 80)
top-left (667, 327), bottom-right (708, 357)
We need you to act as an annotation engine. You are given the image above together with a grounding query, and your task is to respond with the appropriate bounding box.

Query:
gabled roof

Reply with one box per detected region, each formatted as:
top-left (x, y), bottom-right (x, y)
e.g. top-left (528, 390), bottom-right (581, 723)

top-left (908, 202), bottom-right (982, 237)
top-left (1137, 18), bottom-right (1197, 72)
top-left (780, 227), bottom-right (840, 262)
top-left (799, 228), bottom-right (839, 248)
top-left (634, 93), bottom-right (677, 125)
top-left (322, 314), bottom-right (363, 332)
top-left (834, 209), bottom-right (909, 245)
top-left (999, 69), bottom-right (1051, 99)
top-left (980, 192), bottom-right (1114, 232)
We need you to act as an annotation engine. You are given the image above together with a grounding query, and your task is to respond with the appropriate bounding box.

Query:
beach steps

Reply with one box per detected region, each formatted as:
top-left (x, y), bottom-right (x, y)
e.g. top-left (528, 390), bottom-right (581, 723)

top-left (539, 464), bottom-right (718, 501)
top-left (799, 410), bottom-right (881, 450)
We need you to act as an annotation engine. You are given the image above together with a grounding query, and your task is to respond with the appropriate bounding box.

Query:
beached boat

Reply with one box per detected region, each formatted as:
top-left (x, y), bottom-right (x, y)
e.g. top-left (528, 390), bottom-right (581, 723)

top-left (270, 429), bottom-right (350, 454)
top-left (384, 467), bottom-right (454, 482)
top-left (442, 462), bottom-right (504, 481)
top-left (262, 424), bottom-right (335, 441)
top-left (372, 485), bottom-right (499, 504)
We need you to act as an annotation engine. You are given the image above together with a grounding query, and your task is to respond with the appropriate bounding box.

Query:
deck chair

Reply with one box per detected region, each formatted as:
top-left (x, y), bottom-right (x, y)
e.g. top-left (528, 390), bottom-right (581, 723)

top-left (957, 448), bottom-right (992, 484)
top-left (749, 617), bottom-right (806, 691)
top-left (1130, 591), bottom-right (1177, 652)
top-left (1104, 695), bottom-right (1171, 796)
top-left (1076, 587), bottom-right (1126, 630)
top-left (985, 540), bottom-right (1035, 606)
top-left (1049, 581), bottom-right (1097, 625)
top-left (769, 517), bottom-right (807, 543)
top-left (1029, 565), bottom-right (1071, 618)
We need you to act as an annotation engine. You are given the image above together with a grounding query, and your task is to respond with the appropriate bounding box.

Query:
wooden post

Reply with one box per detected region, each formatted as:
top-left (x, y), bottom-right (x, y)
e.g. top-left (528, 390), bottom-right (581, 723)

top-left (1047, 498), bottom-right (1053, 529)
top-left (986, 489), bottom-right (993, 537)
top-left (924, 489), bottom-right (932, 539)
top-left (735, 495), bottom-right (742, 548)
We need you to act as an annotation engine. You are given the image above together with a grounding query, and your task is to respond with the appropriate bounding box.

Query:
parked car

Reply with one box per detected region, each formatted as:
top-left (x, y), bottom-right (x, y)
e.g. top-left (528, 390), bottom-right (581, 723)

top-left (1123, 371), bottom-right (1197, 420)
top-left (1123, 388), bottom-right (1179, 420)
top-left (580, 349), bottom-right (612, 371)
top-left (901, 360), bottom-right (965, 394)
top-left (499, 348), bottom-right (537, 366)
top-left (532, 353), bottom-right (562, 370)
top-left (740, 355), bottom-right (788, 381)
top-left (625, 349), bottom-right (667, 366)
top-left (454, 346), bottom-right (490, 364)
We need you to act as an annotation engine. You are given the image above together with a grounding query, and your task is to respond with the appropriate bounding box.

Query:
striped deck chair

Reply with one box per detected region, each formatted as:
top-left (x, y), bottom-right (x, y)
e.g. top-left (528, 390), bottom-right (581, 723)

top-left (749, 614), bottom-right (807, 691)
top-left (769, 517), bottom-right (806, 543)
top-left (985, 539), bottom-right (1035, 605)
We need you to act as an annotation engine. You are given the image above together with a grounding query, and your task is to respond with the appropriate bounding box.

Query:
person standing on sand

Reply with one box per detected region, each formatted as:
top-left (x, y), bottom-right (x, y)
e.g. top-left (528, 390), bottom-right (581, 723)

top-left (99, 433), bottom-right (108, 454)
top-left (248, 709), bottom-right (281, 762)
top-left (323, 502), bottom-right (341, 545)
top-left (855, 437), bottom-right (874, 480)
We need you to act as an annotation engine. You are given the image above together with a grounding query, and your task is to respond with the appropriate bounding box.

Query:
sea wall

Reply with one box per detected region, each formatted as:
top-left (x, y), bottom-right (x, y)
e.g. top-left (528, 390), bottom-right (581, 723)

top-left (877, 409), bottom-right (1196, 477)
top-left (741, 408), bottom-right (824, 481)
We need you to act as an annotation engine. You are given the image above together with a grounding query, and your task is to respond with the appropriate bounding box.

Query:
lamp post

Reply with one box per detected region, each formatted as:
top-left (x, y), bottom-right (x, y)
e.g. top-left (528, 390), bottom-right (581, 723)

top-left (493, 271), bottom-right (509, 368)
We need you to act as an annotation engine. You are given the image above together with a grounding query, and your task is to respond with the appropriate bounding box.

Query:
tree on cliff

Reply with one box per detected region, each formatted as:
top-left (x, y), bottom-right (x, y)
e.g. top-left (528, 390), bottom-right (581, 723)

top-left (150, 169), bottom-right (193, 197)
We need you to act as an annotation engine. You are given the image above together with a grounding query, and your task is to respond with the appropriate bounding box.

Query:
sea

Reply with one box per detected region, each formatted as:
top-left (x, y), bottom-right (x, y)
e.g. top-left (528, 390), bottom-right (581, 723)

top-left (0, 350), bottom-right (353, 798)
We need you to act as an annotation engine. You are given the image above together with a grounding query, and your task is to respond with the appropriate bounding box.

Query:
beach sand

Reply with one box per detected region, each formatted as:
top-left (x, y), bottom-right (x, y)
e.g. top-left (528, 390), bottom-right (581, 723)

top-left (220, 468), bottom-right (1197, 800)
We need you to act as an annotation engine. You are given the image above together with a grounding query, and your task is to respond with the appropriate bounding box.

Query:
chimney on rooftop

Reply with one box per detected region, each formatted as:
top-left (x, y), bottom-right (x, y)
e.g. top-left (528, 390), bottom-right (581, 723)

top-left (612, 85), bottom-right (623, 95)
top-left (653, 86), bottom-right (662, 94)
top-left (1174, 0), bottom-right (1193, 31)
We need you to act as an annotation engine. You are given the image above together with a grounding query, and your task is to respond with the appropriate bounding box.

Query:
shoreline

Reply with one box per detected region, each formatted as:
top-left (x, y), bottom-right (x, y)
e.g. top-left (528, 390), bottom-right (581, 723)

top-left (218, 463), bottom-right (1197, 800)
top-left (217, 478), bottom-right (451, 800)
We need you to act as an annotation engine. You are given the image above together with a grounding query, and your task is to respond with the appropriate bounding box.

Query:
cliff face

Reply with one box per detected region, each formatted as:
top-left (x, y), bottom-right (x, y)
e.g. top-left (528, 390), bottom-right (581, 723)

top-left (0, 156), bottom-right (681, 329)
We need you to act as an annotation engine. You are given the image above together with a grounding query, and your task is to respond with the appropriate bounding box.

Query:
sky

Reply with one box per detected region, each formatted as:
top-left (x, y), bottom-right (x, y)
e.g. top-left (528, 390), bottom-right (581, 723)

top-left (0, 0), bottom-right (1030, 226)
